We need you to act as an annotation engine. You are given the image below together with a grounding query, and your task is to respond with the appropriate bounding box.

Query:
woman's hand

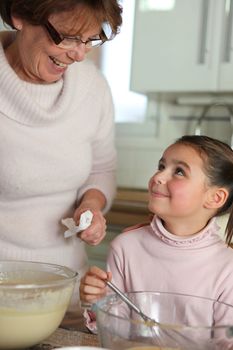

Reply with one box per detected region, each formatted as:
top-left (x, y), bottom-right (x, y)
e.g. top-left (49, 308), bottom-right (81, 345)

top-left (74, 207), bottom-right (106, 245)
top-left (80, 266), bottom-right (112, 303)
top-left (74, 189), bottom-right (107, 245)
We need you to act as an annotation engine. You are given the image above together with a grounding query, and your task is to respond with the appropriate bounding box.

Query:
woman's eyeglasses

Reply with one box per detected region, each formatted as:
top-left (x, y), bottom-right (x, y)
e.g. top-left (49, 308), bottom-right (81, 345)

top-left (44, 21), bottom-right (107, 49)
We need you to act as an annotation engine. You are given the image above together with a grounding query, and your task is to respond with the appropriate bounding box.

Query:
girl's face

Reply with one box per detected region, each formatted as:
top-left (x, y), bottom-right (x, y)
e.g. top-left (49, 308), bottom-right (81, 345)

top-left (148, 143), bottom-right (213, 225)
top-left (6, 9), bottom-right (101, 83)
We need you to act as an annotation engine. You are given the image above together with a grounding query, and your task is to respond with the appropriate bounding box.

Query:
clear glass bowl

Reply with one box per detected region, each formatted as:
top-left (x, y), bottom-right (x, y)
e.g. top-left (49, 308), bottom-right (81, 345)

top-left (95, 291), bottom-right (233, 350)
top-left (0, 260), bottom-right (78, 349)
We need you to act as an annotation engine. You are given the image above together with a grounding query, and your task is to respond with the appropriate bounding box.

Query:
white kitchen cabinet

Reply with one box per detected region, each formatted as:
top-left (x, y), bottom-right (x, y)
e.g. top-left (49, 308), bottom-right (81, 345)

top-left (130, 0), bottom-right (233, 93)
top-left (0, 20), bottom-right (5, 31)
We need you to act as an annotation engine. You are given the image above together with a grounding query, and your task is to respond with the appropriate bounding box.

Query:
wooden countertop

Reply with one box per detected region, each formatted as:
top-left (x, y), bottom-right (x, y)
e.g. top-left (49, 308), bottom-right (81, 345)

top-left (31, 328), bottom-right (99, 349)
top-left (105, 188), bottom-right (150, 227)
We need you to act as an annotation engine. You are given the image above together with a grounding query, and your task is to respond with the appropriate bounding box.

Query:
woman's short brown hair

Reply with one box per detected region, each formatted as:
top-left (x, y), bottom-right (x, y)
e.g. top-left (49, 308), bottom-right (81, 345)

top-left (0, 0), bottom-right (122, 36)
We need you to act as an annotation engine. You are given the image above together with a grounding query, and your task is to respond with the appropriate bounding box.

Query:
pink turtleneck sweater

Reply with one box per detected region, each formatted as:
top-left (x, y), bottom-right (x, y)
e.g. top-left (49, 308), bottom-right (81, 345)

top-left (103, 216), bottom-right (233, 344)
top-left (107, 216), bottom-right (233, 304)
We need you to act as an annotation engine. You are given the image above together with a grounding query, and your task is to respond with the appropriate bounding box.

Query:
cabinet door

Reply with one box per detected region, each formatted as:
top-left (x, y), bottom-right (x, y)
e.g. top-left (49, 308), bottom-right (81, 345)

top-left (130, 0), bottom-right (220, 93)
top-left (0, 19), bottom-right (5, 30)
top-left (218, 0), bottom-right (233, 91)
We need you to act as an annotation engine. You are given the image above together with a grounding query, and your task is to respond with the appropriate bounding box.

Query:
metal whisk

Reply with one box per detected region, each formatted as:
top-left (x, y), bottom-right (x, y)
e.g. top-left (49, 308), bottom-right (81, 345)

top-left (106, 281), bottom-right (197, 349)
top-left (106, 281), bottom-right (157, 325)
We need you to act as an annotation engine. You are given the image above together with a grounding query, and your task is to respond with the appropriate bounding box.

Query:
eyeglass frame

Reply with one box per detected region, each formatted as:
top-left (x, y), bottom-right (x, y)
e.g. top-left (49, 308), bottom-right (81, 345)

top-left (44, 20), bottom-right (107, 49)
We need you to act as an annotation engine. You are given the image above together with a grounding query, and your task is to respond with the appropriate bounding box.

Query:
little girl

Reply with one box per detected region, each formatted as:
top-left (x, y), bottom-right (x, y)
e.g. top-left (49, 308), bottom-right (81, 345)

top-left (80, 135), bottom-right (233, 307)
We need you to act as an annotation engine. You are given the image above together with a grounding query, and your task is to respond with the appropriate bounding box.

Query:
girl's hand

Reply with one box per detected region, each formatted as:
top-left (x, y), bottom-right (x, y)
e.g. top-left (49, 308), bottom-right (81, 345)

top-left (80, 266), bottom-right (112, 303)
top-left (74, 208), bottom-right (106, 245)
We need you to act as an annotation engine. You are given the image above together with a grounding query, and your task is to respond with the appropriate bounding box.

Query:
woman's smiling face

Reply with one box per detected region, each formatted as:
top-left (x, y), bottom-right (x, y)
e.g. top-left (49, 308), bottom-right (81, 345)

top-left (6, 7), bottom-right (101, 83)
top-left (148, 143), bottom-right (211, 221)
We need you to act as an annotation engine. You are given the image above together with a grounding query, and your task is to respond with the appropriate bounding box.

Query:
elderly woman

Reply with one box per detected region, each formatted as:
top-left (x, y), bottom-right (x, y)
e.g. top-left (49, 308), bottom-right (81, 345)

top-left (0, 0), bottom-right (122, 306)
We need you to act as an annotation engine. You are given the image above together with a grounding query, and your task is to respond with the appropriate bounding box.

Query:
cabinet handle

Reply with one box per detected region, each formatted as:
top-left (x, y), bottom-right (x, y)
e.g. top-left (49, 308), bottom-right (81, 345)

top-left (198, 0), bottom-right (210, 64)
top-left (223, 0), bottom-right (233, 62)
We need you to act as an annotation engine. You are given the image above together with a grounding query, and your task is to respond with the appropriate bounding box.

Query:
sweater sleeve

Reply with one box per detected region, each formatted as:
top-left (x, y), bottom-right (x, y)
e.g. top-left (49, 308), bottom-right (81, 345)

top-left (77, 78), bottom-right (116, 213)
top-left (214, 269), bottom-right (233, 326)
top-left (106, 241), bottom-right (126, 292)
top-left (212, 278), bottom-right (233, 348)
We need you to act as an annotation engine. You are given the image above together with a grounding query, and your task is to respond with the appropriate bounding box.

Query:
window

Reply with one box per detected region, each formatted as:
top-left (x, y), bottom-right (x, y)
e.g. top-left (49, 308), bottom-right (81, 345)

top-left (101, 0), bottom-right (147, 123)
top-left (139, 0), bottom-right (175, 11)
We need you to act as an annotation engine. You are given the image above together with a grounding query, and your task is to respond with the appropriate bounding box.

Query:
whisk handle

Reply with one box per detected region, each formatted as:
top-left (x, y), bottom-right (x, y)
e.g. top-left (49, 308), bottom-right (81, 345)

top-left (106, 281), bottom-right (147, 320)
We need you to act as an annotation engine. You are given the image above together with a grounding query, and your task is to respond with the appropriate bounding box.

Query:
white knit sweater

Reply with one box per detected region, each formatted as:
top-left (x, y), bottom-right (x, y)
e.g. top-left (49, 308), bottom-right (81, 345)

top-left (0, 33), bottom-right (116, 277)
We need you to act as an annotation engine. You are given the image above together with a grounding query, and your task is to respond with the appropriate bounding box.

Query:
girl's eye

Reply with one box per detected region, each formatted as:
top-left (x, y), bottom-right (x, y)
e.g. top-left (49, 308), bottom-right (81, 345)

top-left (175, 167), bottom-right (185, 176)
top-left (158, 163), bottom-right (165, 171)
